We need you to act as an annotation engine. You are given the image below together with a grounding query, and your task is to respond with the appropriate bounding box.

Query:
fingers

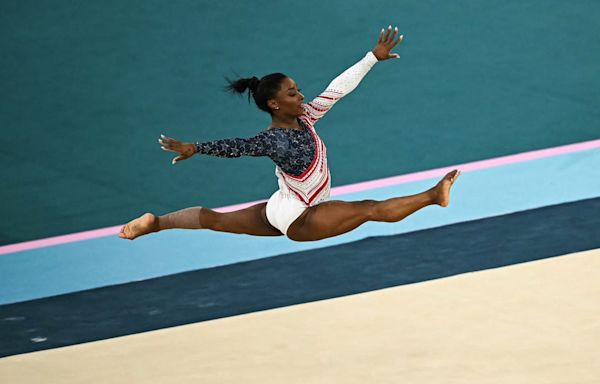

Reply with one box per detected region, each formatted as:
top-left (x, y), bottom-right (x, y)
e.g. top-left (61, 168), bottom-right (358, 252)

top-left (389, 26), bottom-right (398, 43)
top-left (391, 33), bottom-right (404, 49)
top-left (380, 25), bottom-right (400, 44)
top-left (376, 24), bottom-right (403, 55)
top-left (160, 143), bottom-right (177, 153)
top-left (158, 133), bottom-right (181, 152)
top-left (384, 25), bottom-right (392, 41)
top-left (172, 155), bottom-right (187, 165)
top-left (379, 25), bottom-right (403, 60)
top-left (158, 134), bottom-right (177, 145)
top-left (158, 134), bottom-right (196, 166)
top-left (157, 134), bottom-right (190, 165)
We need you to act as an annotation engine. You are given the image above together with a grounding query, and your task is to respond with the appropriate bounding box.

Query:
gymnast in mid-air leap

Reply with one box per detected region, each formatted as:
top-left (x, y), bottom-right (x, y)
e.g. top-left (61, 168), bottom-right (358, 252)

top-left (120, 25), bottom-right (460, 242)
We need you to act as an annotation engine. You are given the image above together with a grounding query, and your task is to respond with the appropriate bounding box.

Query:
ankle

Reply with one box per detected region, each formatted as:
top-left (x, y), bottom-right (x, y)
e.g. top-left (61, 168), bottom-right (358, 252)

top-left (420, 188), bottom-right (436, 205)
top-left (156, 215), bottom-right (170, 231)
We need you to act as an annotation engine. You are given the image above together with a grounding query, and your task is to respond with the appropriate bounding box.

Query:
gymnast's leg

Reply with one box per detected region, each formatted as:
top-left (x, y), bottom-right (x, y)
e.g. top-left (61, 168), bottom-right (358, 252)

top-left (286, 170), bottom-right (460, 242)
top-left (119, 202), bottom-right (283, 240)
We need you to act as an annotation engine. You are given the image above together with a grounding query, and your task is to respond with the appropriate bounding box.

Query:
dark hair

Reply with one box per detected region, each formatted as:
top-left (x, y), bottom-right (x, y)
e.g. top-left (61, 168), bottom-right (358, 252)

top-left (225, 73), bottom-right (288, 114)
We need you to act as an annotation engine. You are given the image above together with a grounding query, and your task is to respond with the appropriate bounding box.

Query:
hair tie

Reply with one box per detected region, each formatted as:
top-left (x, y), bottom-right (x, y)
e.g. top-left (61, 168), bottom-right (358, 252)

top-left (249, 76), bottom-right (260, 93)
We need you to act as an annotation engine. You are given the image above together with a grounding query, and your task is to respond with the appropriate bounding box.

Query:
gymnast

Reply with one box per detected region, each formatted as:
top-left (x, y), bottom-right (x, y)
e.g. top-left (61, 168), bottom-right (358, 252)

top-left (120, 25), bottom-right (460, 242)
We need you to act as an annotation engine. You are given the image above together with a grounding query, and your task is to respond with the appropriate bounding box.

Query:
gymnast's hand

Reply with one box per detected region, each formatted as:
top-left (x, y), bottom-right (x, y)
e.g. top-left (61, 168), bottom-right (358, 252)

top-left (372, 25), bottom-right (403, 61)
top-left (158, 134), bottom-right (196, 165)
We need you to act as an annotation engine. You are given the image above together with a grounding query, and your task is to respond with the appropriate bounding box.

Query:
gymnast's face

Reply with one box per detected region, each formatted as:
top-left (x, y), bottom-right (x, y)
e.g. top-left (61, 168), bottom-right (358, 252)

top-left (269, 77), bottom-right (305, 117)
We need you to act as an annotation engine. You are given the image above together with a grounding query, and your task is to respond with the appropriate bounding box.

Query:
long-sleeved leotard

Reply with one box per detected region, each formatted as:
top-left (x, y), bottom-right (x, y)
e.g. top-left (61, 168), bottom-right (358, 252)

top-left (195, 51), bottom-right (378, 177)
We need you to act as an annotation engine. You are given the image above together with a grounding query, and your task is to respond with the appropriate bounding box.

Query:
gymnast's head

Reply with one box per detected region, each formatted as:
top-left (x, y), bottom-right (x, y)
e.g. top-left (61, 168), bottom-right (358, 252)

top-left (225, 74), bottom-right (305, 117)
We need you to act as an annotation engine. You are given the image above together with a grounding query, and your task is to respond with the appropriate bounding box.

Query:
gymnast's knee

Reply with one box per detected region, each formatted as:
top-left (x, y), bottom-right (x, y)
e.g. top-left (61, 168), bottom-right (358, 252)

top-left (197, 207), bottom-right (221, 230)
top-left (358, 199), bottom-right (379, 221)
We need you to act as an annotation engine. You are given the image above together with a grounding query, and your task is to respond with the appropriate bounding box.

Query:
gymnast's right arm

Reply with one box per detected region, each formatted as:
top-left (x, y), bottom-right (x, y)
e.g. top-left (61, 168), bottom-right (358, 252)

top-left (158, 131), bottom-right (278, 165)
top-left (195, 132), bottom-right (275, 158)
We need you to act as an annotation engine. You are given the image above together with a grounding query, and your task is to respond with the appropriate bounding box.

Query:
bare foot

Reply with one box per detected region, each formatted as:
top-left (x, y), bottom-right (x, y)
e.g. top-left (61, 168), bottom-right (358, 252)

top-left (431, 170), bottom-right (460, 207)
top-left (119, 213), bottom-right (158, 240)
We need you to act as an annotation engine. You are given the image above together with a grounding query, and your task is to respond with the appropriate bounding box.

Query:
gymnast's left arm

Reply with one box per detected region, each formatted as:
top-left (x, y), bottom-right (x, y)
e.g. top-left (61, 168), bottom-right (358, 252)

top-left (302, 25), bottom-right (404, 126)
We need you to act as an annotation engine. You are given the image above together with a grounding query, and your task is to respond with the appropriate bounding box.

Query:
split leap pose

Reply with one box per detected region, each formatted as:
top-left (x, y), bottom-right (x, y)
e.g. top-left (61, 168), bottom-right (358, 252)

top-left (120, 26), bottom-right (460, 242)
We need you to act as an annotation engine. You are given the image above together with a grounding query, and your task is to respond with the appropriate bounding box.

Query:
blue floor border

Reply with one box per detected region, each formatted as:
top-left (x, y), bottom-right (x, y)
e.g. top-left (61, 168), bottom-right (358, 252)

top-left (1, 148), bottom-right (599, 305)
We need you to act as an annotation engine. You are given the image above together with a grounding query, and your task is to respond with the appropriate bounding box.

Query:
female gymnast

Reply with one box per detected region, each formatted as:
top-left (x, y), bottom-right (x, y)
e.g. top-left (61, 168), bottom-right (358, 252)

top-left (119, 25), bottom-right (460, 242)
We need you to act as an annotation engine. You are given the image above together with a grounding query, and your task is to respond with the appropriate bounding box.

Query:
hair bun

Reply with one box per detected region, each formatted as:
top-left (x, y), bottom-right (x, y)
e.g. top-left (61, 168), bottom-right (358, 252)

top-left (225, 72), bottom-right (287, 114)
top-left (248, 76), bottom-right (260, 93)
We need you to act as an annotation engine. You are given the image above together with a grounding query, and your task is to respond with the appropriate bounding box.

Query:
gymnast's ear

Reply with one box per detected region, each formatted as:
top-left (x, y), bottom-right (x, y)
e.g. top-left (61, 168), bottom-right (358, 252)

top-left (267, 98), bottom-right (279, 112)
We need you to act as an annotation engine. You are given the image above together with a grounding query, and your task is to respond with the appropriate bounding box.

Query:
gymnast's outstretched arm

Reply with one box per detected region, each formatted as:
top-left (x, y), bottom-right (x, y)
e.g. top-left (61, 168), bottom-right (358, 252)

top-left (158, 130), bottom-right (279, 165)
top-left (302, 26), bottom-right (404, 126)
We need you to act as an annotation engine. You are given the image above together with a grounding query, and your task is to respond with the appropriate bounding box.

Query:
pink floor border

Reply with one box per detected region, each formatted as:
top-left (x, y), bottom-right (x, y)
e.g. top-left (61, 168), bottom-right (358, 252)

top-left (2, 139), bottom-right (599, 256)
